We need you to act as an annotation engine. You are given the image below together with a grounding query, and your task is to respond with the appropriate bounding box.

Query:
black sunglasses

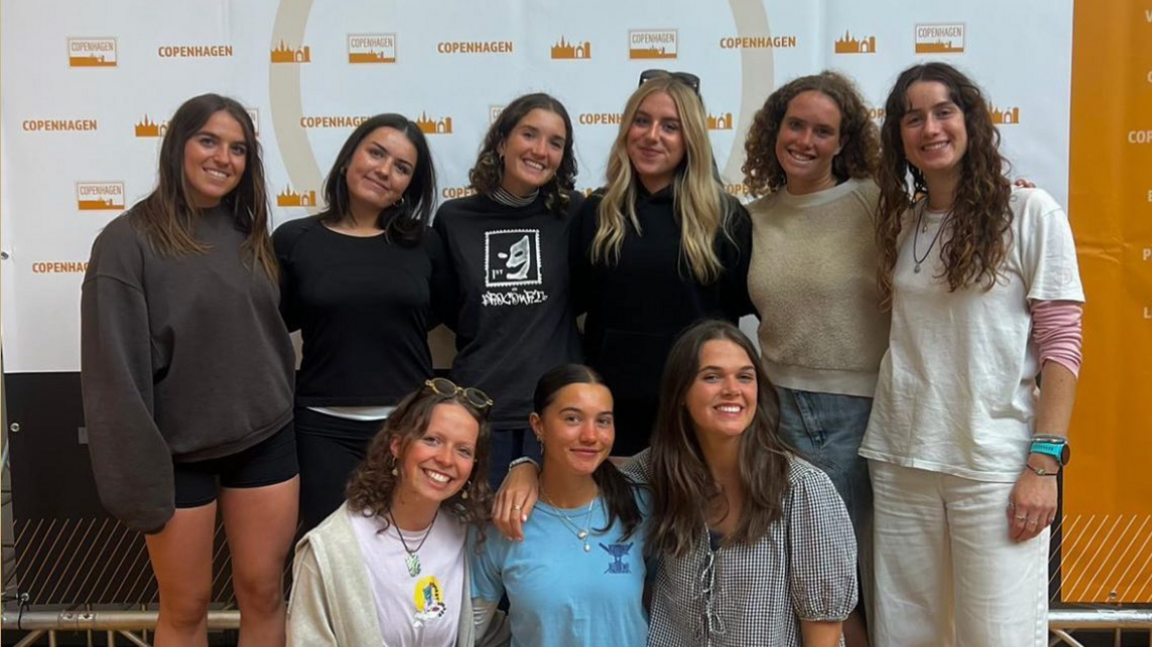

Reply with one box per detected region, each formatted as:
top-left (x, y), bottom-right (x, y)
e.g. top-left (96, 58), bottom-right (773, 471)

top-left (425, 378), bottom-right (494, 412)
top-left (638, 69), bottom-right (701, 94)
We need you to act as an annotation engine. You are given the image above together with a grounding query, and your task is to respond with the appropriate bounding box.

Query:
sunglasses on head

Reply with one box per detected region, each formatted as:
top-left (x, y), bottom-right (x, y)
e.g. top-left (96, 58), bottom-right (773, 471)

top-left (425, 378), bottom-right (494, 412)
top-left (638, 69), bottom-right (701, 94)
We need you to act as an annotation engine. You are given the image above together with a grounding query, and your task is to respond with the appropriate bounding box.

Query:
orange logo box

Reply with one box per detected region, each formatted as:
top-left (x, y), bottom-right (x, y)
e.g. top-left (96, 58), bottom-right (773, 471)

top-left (77, 182), bottom-right (125, 210)
top-left (69, 38), bottom-right (117, 67)
top-left (415, 112), bottom-right (452, 135)
top-left (348, 34), bottom-right (396, 64)
top-left (629, 29), bottom-right (677, 60)
top-left (914, 23), bottom-right (965, 54)
top-left (271, 41), bottom-right (311, 64)
top-left (135, 114), bottom-right (166, 138)
top-left (989, 103), bottom-right (1020, 125)
top-left (277, 187), bottom-right (318, 207)
top-left (835, 31), bottom-right (876, 54)
top-left (552, 36), bottom-right (591, 60)
top-left (707, 112), bottom-right (734, 130)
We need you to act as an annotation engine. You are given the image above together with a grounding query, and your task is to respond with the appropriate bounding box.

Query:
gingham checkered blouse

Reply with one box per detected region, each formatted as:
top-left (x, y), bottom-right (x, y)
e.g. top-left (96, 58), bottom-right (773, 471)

top-left (624, 449), bottom-right (857, 647)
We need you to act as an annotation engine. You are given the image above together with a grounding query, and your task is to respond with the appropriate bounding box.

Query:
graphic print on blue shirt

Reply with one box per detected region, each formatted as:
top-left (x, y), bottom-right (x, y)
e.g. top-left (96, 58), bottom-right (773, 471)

top-left (600, 542), bottom-right (634, 574)
top-left (413, 575), bottom-right (447, 626)
top-left (484, 229), bottom-right (548, 306)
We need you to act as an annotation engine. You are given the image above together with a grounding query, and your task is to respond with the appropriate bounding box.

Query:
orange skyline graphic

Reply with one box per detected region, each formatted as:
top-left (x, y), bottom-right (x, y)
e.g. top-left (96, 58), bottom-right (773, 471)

top-left (271, 41), bottom-right (311, 63)
top-left (78, 197), bottom-right (124, 210)
top-left (630, 45), bottom-right (675, 59)
top-left (70, 54), bottom-right (116, 67)
top-left (277, 187), bottom-right (317, 207)
top-left (834, 31), bottom-right (876, 54)
top-left (135, 115), bottom-right (165, 137)
top-left (551, 36), bottom-right (591, 59)
top-left (915, 40), bottom-right (963, 53)
top-left (415, 112), bottom-right (452, 134)
top-left (989, 104), bottom-right (1020, 124)
top-left (707, 112), bottom-right (734, 130)
top-left (349, 51), bottom-right (395, 63)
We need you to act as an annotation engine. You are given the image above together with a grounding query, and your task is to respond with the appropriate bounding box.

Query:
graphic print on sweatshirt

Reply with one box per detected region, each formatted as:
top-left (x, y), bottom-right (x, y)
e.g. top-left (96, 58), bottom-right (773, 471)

top-left (483, 229), bottom-right (548, 306)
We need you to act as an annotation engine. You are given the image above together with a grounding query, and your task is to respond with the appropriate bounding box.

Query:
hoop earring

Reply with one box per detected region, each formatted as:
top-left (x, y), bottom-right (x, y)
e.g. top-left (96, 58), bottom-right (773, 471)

top-left (390, 455), bottom-right (400, 477)
top-left (393, 195), bottom-right (407, 210)
top-left (461, 481), bottom-right (472, 500)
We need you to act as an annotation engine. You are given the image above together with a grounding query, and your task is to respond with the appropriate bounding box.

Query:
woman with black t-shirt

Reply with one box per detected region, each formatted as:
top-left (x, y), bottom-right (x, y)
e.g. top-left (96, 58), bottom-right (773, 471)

top-left (273, 113), bottom-right (448, 532)
top-left (433, 93), bottom-right (584, 489)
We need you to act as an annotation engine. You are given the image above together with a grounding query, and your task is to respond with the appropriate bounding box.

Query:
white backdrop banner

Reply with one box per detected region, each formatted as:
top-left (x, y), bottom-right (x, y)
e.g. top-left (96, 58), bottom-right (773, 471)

top-left (0, 0), bottom-right (1073, 373)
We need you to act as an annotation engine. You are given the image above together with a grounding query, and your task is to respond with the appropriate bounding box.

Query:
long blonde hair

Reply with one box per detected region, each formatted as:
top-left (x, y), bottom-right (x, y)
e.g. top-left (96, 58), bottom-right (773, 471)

top-left (592, 76), bottom-right (730, 284)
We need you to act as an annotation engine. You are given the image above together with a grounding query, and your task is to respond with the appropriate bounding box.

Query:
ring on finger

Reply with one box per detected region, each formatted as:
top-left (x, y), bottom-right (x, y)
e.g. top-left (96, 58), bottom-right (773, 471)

top-left (1027, 520), bottom-right (1038, 526)
top-left (1015, 514), bottom-right (1027, 521)
top-left (512, 503), bottom-right (523, 511)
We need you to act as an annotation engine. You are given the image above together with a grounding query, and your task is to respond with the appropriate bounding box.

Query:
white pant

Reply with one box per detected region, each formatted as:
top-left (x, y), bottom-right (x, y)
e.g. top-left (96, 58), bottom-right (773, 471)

top-left (869, 461), bottom-right (1049, 647)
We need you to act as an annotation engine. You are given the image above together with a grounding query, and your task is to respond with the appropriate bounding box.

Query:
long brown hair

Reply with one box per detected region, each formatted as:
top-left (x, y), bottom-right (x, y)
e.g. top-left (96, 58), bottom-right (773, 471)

top-left (130, 93), bottom-right (277, 280)
top-left (532, 364), bottom-right (644, 541)
top-left (592, 75), bottom-right (733, 284)
top-left (345, 385), bottom-right (493, 534)
top-left (648, 320), bottom-right (791, 559)
top-left (876, 62), bottom-right (1013, 309)
top-left (468, 93), bottom-right (577, 216)
top-left (743, 70), bottom-right (879, 197)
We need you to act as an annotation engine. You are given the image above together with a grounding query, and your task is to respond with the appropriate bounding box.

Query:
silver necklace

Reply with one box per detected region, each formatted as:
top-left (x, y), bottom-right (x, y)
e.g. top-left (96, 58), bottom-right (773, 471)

top-left (386, 508), bottom-right (438, 577)
top-left (540, 488), bottom-right (598, 552)
top-left (912, 201), bottom-right (952, 274)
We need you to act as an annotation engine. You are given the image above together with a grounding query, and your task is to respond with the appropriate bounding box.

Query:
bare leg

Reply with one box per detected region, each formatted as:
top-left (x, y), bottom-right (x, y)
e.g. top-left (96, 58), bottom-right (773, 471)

top-left (220, 477), bottom-right (299, 647)
top-left (145, 503), bottom-right (217, 647)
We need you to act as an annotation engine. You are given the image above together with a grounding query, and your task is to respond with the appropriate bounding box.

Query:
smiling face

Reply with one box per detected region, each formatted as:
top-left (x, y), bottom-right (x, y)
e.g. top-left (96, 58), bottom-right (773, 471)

top-left (532, 383), bottom-right (615, 477)
top-left (684, 340), bottom-right (758, 444)
top-left (498, 108), bottom-right (566, 197)
top-left (775, 90), bottom-right (844, 194)
top-left (344, 126), bottom-right (418, 218)
top-left (182, 110), bottom-right (248, 209)
top-left (626, 91), bottom-right (686, 194)
top-left (391, 402), bottom-right (479, 507)
top-left (900, 80), bottom-right (969, 184)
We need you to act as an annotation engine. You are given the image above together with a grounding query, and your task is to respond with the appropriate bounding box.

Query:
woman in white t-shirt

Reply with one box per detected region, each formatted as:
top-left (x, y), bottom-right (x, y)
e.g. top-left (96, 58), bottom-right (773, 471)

top-left (863, 62), bottom-right (1084, 646)
top-left (287, 379), bottom-right (509, 647)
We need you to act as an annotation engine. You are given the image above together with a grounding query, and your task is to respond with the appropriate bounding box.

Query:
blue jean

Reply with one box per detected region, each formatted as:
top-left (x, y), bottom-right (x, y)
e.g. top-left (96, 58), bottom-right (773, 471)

top-left (776, 386), bottom-right (873, 541)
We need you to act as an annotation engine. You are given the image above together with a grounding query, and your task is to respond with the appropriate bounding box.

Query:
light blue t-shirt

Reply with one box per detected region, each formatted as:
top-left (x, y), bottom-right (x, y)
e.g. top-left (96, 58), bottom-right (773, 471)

top-left (472, 490), bottom-right (650, 647)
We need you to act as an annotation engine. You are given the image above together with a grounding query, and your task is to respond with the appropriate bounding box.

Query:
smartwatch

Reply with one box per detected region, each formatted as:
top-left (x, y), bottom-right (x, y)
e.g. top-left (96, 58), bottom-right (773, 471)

top-left (1030, 435), bottom-right (1070, 467)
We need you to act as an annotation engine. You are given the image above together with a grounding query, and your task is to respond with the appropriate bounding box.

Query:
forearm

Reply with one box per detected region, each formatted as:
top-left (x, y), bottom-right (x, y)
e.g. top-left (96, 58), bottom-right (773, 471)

top-left (1034, 361), bottom-right (1077, 439)
top-left (800, 619), bottom-right (843, 647)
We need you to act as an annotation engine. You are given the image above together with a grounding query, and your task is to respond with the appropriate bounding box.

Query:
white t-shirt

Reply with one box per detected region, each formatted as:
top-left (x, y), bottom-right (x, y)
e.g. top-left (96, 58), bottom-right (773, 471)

top-left (860, 188), bottom-right (1084, 482)
top-left (349, 507), bottom-right (467, 646)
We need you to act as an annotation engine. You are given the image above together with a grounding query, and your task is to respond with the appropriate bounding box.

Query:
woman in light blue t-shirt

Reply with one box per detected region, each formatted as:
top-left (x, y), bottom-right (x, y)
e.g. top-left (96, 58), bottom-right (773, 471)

top-left (472, 364), bottom-right (649, 647)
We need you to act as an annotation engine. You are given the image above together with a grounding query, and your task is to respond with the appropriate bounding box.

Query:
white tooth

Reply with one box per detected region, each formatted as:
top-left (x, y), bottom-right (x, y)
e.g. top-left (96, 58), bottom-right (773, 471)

top-left (425, 469), bottom-right (450, 483)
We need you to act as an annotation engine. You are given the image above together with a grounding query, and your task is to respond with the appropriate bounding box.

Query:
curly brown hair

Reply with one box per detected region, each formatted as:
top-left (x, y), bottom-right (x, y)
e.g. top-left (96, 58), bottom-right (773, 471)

top-left (467, 93), bottom-right (577, 216)
top-left (345, 385), bottom-right (493, 536)
top-left (875, 62), bottom-right (1013, 309)
top-left (742, 71), bottom-right (879, 197)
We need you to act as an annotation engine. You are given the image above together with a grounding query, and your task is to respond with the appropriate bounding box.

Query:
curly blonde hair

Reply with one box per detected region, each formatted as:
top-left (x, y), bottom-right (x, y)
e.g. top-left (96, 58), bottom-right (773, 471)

top-left (345, 386), bottom-right (493, 536)
top-left (875, 62), bottom-right (1013, 310)
top-left (742, 71), bottom-right (879, 197)
top-left (591, 75), bottom-right (734, 284)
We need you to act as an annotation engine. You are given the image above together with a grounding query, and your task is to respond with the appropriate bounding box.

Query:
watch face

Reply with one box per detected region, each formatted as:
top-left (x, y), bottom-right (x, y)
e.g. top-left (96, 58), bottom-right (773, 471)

top-left (1060, 443), bottom-right (1070, 466)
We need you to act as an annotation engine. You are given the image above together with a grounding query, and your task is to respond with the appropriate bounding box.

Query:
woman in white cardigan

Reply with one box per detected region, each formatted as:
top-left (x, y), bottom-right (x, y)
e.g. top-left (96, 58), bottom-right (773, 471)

top-left (288, 379), bottom-right (509, 646)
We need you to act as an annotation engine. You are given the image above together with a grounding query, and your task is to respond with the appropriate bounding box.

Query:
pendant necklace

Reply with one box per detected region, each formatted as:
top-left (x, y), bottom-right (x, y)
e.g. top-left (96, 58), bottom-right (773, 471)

top-left (912, 201), bottom-right (952, 274)
top-left (387, 508), bottom-right (439, 577)
top-left (541, 487), bottom-right (598, 552)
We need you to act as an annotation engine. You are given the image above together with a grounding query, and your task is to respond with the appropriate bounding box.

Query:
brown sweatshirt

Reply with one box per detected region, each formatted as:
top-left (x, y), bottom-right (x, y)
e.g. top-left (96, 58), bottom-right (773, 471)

top-left (80, 206), bottom-right (294, 533)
